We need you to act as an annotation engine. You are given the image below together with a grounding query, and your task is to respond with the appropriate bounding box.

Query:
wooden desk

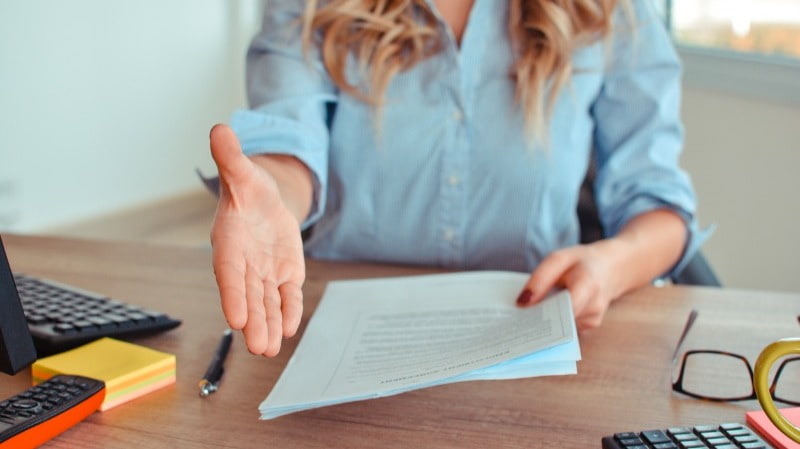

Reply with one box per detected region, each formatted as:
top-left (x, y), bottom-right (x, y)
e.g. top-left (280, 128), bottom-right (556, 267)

top-left (1, 235), bottom-right (798, 448)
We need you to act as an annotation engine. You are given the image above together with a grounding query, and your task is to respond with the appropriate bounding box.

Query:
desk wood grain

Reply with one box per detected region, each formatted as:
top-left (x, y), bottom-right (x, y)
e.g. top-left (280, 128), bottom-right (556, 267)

top-left (1, 234), bottom-right (798, 448)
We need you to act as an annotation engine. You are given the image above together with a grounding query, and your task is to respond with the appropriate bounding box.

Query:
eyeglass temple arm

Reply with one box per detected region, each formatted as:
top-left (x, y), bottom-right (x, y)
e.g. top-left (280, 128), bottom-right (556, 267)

top-left (671, 309), bottom-right (699, 365)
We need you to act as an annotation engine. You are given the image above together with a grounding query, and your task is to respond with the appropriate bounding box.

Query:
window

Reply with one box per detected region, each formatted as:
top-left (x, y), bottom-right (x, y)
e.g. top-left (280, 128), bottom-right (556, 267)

top-left (661, 0), bottom-right (800, 106)
top-left (666, 0), bottom-right (800, 61)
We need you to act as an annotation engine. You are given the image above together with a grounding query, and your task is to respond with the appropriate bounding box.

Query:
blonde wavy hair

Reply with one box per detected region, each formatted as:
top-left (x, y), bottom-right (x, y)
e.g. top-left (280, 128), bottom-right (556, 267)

top-left (302, 0), bottom-right (622, 139)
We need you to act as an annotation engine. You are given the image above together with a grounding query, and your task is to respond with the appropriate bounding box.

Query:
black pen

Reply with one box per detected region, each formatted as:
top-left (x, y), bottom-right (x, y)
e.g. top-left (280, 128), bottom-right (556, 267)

top-left (199, 329), bottom-right (233, 398)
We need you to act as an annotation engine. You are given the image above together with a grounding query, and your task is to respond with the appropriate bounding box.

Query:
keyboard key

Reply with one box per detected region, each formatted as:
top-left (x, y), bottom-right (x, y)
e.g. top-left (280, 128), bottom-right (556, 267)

top-left (11, 399), bottom-right (38, 410)
top-left (143, 310), bottom-right (171, 324)
top-left (126, 312), bottom-right (150, 323)
top-left (724, 428), bottom-right (750, 437)
top-left (700, 431), bottom-right (725, 440)
top-left (615, 433), bottom-right (638, 440)
top-left (679, 440), bottom-right (707, 448)
top-left (104, 299), bottom-right (124, 308)
top-left (734, 435), bottom-right (759, 444)
top-left (642, 430), bottom-right (671, 445)
top-left (740, 443), bottom-right (766, 449)
top-left (25, 314), bottom-right (48, 325)
top-left (653, 442), bottom-right (678, 449)
top-left (87, 317), bottom-right (115, 330)
top-left (53, 323), bottom-right (76, 334)
top-left (71, 320), bottom-right (97, 332)
top-left (68, 312), bottom-right (87, 322)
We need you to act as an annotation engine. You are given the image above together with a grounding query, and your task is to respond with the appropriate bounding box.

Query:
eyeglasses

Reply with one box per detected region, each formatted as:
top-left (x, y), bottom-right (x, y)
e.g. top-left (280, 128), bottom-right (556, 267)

top-left (671, 310), bottom-right (800, 405)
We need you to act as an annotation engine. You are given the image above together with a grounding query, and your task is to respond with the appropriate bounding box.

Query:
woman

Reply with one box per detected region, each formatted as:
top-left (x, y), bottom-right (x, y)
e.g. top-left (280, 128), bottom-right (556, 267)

top-left (209, 0), bottom-right (704, 356)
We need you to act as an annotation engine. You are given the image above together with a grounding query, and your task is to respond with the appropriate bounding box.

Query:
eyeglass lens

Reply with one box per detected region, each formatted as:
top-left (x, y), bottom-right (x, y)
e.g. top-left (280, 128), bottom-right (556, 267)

top-left (773, 357), bottom-right (800, 404)
top-left (678, 352), bottom-right (754, 400)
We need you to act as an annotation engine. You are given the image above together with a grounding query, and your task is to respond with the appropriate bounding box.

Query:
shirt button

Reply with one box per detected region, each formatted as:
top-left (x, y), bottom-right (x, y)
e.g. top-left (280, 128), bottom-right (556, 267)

top-left (443, 228), bottom-right (456, 242)
top-left (448, 175), bottom-right (460, 186)
top-left (452, 109), bottom-right (464, 122)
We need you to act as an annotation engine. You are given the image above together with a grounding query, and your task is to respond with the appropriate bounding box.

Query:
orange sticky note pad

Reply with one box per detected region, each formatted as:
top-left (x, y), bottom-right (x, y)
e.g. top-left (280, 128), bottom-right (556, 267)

top-left (746, 406), bottom-right (800, 449)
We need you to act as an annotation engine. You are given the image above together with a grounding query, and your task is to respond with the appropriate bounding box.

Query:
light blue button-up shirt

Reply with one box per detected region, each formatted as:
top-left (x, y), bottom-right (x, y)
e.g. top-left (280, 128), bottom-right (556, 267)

top-left (231, 0), bottom-right (705, 276)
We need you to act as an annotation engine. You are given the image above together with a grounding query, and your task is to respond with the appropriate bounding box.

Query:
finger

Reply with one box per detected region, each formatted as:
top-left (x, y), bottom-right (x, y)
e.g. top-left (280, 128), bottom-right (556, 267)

top-left (561, 268), bottom-right (597, 319)
top-left (574, 294), bottom-right (608, 332)
top-left (262, 280), bottom-right (283, 357)
top-left (576, 310), bottom-right (605, 332)
top-left (279, 282), bottom-right (304, 338)
top-left (209, 124), bottom-right (250, 185)
top-left (212, 246), bottom-right (248, 330)
top-left (242, 266), bottom-right (268, 355)
top-left (517, 249), bottom-right (579, 306)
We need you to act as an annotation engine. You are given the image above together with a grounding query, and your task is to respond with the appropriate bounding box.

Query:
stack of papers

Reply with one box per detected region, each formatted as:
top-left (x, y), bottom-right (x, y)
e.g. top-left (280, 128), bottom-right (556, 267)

top-left (32, 337), bottom-right (176, 411)
top-left (260, 271), bottom-right (581, 419)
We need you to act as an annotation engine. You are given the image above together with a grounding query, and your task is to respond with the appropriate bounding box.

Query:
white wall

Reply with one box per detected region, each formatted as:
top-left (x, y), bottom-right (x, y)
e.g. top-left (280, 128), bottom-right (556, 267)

top-left (681, 88), bottom-right (800, 292)
top-left (0, 0), bottom-right (262, 231)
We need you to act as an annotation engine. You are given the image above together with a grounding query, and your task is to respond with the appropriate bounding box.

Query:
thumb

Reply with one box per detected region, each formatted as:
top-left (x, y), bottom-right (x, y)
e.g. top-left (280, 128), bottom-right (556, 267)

top-left (516, 249), bottom-right (577, 307)
top-left (209, 124), bottom-right (249, 182)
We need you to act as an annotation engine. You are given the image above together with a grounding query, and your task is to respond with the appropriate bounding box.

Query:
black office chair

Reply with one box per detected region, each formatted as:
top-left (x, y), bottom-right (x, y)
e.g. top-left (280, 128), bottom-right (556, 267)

top-left (577, 161), bottom-right (721, 287)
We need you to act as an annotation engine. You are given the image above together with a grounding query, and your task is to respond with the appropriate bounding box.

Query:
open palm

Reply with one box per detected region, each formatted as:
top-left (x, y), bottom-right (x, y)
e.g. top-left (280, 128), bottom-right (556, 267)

top-left (209, 125), bottom-right (305, 357)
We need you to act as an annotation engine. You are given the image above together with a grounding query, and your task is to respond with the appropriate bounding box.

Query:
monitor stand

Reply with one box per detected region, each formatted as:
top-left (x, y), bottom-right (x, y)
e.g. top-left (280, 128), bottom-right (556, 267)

top-left (0, 236), bottom-right (37, 375)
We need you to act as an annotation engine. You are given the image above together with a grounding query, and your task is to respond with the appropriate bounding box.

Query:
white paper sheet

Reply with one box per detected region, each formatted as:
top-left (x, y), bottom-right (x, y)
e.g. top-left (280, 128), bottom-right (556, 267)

top-left (260, 271), bottom-right (581, 419)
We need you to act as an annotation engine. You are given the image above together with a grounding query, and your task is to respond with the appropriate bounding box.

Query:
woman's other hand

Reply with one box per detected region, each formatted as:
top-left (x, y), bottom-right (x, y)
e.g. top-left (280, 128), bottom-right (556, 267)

top-left (516, 241), bottom-right (624, 332)
top-left (516, 210), bottom-right (686, 331)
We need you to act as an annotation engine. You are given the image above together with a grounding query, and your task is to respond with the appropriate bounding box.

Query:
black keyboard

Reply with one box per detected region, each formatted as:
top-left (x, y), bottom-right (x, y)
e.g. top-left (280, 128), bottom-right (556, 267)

top-left (602, 423), bottom-right (773, 449)
top-left (14, 273), bottom-right (181, 356)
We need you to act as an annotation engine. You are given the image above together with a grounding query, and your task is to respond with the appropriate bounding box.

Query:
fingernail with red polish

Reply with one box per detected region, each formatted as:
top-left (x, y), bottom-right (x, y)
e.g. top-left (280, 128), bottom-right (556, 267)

top-left (516, 289), bottom-right (532, 306)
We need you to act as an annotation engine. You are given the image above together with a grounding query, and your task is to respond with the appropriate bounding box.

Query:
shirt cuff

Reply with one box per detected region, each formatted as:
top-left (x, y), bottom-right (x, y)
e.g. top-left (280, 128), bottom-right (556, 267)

top-left (230, 109), bottom-right (328, 230)
top-left (604, 195), bottom-right (715, 280)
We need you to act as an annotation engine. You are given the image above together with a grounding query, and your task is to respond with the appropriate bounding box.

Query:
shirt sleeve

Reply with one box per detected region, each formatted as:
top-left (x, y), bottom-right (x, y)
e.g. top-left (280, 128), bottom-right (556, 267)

top-left (590, 2), bottom-right (711, 278)
top-left (230, 0), bottom-right (337, 230)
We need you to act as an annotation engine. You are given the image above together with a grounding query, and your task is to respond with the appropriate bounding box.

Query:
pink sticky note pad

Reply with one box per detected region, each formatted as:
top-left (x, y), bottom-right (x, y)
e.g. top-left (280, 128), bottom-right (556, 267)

top-left (746, 406), bottom-right (800, 449)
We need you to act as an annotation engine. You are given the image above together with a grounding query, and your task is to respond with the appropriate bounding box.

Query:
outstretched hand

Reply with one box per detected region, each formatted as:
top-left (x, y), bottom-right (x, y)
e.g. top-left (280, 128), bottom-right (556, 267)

top-left (209, 124), bottom-right (306, 357)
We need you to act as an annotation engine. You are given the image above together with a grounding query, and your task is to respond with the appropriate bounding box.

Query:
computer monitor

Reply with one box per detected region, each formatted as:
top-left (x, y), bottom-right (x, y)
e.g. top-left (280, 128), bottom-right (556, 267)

top-left (0, 236), bottom-right (37, 375)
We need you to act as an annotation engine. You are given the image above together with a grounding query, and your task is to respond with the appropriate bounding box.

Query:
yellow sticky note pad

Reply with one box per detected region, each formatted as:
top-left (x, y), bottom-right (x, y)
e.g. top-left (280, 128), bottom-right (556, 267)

top-left (32, 337), bottom-right (176, 411)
